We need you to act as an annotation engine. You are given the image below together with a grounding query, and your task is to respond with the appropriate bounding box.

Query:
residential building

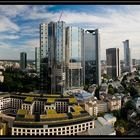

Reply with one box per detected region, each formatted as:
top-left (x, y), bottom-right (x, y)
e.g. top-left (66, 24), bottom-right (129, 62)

top-left (106, 48), bottom-right (120, 79)
top-left (99, 83), bottom-right (108, 95)
top-left (20, 52), bottom-right (27, 70)
top-left (97, 100), bottom-right (108, 113)
top-left (84, 29), bottom-right (101, 85)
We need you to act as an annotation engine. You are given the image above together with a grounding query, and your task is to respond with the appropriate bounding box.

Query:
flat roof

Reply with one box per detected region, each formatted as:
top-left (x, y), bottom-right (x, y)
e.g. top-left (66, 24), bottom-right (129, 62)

top-left (47, 109), bottom-right (57, 114)
top-left (104, 114), bottom-right (116, 121)
top-left (69, 98), bottom-right (77, 104)
top-left (88, 120), bottom-right (115, 135)
top-left (24, 97), bottom-right (34, 103)
top-left (72, 105), bottom-right (84, 112)
top-left (47, 98), bottom-right (55, 104)
top-left (17, 109), bottom-right (29, 116)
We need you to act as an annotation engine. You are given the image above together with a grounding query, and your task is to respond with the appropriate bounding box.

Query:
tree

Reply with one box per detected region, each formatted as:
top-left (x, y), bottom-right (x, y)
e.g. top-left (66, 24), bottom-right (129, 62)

top-left (108, 85), bottom-right (114, 95)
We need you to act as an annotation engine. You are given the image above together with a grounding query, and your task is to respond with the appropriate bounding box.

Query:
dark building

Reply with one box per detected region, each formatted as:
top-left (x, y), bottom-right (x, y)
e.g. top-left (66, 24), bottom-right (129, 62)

top-left (84, 29), bottom-right (101, 85)
top-left (20, 52), bottom-right (27, 70)
top-left (106, 48), bottom-right (120, 79)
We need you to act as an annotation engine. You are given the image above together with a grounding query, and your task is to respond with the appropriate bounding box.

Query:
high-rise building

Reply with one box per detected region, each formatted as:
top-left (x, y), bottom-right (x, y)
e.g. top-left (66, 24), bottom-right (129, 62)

top-left (40, 23), bottom-right (48, 91)
top-left (40, 21), bottom-right (66, 94)
top-left (35, 47), bottom-right (40, 74)
top-left (65, 26), bottom-right (84, 90)
top-left (106, 48), bottom-right (120, 79)
top-left (84, 29), bottom-right (101, 85)
top-left (20, 52), bottom-right (27, 70)
top-left (123, 40), bottom-right (132, 72)
top-left (40, 21), bottom-right (101, 94)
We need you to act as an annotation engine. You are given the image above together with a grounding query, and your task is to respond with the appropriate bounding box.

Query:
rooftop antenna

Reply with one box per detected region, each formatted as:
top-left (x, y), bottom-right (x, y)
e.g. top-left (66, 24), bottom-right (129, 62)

top-left (58, 11), bottom-right (63, 22)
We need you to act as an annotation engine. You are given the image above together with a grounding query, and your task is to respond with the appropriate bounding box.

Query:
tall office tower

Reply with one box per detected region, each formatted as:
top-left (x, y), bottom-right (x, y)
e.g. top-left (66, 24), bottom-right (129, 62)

top-left (123, 40), bottom-right (132, 72)
top-left (20, 52), bottom-right (27, 70)
top-left (35, 47), bottom-right (40, 75)
top-left (40, 21), bottom-right (66, 94)
top-left (40, 23), bottom-right (48, 92)
top-left (84, 29), bottom-right (101, 86)
top-left (65, 27), bottom-right (84, 90)
top-left (106, 48), bottom-right (120, 79)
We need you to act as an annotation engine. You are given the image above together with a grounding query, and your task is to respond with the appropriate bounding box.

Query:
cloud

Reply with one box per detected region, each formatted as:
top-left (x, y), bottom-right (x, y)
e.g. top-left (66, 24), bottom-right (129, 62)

top-left (0, 16), bottom-right (19, 32)
top-left (0, 5), bottom-right (140, 60)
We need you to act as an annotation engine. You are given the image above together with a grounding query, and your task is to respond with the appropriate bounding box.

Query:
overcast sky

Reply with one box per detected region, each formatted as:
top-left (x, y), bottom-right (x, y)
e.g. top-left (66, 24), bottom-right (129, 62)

top-left (0, 5), bottom-right (140, 60)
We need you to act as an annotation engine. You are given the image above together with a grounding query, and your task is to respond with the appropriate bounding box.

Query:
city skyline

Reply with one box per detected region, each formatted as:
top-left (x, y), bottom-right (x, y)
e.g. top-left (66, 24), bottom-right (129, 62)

top-left (0, 5), bottom-right (140, 60)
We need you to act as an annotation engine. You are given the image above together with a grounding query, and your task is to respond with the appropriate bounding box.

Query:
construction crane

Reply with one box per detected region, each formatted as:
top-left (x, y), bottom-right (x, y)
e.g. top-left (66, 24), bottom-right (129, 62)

top-left (58, 11), bottom-right (63, 22)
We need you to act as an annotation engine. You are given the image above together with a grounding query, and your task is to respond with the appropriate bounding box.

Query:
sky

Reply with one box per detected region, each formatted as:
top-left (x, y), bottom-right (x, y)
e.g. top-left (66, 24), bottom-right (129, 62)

top-left (0, 5), bottom-right (140, 60)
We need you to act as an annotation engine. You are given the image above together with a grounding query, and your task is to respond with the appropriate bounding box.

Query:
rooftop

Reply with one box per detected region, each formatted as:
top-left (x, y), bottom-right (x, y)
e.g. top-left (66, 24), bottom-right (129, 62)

top-left (24, 97), bottom-right (34, 103)
top-left (17, 109), bottom-right (29, 116)
top-left (47, 98), bottom-right (55, 104)
top-left (72, 105), bottom-right (84, 112)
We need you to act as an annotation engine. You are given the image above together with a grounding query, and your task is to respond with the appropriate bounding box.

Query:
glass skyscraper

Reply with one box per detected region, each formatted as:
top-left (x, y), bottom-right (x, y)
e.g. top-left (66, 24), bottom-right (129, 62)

top-left (40, 21), bottom-right (101, 94)
top-left (40, 21), bottom-right (66, 94)
top-left (66, 27), bottom-right (84, 90)
top-left (84, 29), bottom-right (101, 85)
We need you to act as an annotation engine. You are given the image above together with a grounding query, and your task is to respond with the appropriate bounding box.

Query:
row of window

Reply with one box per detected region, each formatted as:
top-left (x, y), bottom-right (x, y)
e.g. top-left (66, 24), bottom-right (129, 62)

top-left (12, 125), bottom-right (93, 136)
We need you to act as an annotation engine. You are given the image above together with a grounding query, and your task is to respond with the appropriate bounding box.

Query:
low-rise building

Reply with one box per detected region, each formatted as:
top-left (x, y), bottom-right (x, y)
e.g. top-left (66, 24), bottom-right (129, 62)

top-left (104, 114), bottom-right (116, 126)
top-left (132, 97), bottom-right (140, 113)
top-left (99, 83), bottom-right (108, 95)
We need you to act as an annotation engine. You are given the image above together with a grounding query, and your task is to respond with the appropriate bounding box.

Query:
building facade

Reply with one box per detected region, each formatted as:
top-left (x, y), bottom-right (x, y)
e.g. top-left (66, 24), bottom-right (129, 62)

top-left (106, 48), bottom-right (120, 79)
top-left (65, 27), bottom-right (84, 90)
top-left (123, 40), bottom-right (132, 72)
top-left (84, 29), bottom-right (101, 85)
top-left (40, 21), bottom-right (101, 94)
top-left (20, 52), bottom-right (27, 70)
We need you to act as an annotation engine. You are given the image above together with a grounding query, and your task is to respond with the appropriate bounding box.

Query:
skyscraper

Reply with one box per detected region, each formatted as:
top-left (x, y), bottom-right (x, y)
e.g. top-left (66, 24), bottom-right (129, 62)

top-left (35, 47), bottom-right (40, 74)
top-left (40, 21), bottom-right (66, 94)
top-left (84, 29), bottom-right (101, 85)
top-left (40, 21), bottom-right (101, 94)
top-left (106, 48), bottom-right (120, 79)
top-left (20, 52), bottom-right (27, 70)
top-left (123, 40), bottom-right (132, 72)
top-left (65, 26), bottom-right (84, 90)
top-left (40, 23), bottom-right (48, 92)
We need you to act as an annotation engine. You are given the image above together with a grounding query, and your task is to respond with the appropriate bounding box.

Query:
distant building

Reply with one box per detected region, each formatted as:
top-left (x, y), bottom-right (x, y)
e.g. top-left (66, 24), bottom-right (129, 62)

top-left (106, 48), bottom-right (120, 79)
top-left (20, 52), bottom-right (27, 70)
top-left (132, 59), bottom-right (136, 67)
top-left (35, 47), bottom-right (40, 74)
top-left (123, 40), bottom-right (132, 72)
